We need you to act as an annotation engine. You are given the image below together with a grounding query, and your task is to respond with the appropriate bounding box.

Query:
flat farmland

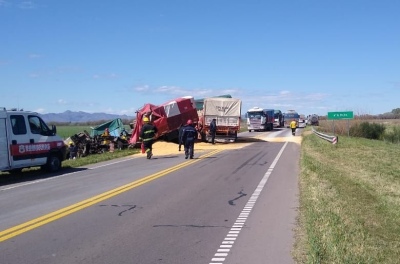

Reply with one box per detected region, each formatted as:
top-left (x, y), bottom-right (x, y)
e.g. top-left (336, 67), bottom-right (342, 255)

top-left (56, 125), bottom-right (92, 139)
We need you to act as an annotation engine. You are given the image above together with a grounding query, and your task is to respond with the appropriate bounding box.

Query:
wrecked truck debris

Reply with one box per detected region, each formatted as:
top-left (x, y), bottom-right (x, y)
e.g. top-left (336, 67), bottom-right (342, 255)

top-left (129, 96), bottom-right (199, 146)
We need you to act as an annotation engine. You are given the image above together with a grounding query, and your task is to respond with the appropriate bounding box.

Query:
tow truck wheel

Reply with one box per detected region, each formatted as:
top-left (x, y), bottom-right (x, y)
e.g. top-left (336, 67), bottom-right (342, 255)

top-left (44, 155), bottom-right (62, 172)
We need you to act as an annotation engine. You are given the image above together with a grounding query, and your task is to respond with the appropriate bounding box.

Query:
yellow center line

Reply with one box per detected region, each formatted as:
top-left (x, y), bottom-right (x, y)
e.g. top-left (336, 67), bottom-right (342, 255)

top-left (0, 149), bottom-right (223, 242)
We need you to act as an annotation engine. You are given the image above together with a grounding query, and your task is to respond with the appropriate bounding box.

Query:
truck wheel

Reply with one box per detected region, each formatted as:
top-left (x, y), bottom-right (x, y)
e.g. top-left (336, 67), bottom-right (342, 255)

top-left (44, 155), bottom-right (62, 172)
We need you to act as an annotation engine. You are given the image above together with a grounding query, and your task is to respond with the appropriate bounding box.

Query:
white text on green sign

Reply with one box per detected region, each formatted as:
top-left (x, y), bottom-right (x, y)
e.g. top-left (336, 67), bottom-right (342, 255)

top-left (327, 111), bottom-right (354, 120)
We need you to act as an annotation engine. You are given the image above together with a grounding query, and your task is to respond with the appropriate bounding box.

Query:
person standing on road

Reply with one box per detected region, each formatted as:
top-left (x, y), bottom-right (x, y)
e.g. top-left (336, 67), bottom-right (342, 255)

top-left (290, 120), bottom-right (297, 136)
top-left (209, 118), bottom-right (217, 144)
top-left (179, 119), bottom-right (197, 159)
top-left (139, 116), bottom-right (158, 159)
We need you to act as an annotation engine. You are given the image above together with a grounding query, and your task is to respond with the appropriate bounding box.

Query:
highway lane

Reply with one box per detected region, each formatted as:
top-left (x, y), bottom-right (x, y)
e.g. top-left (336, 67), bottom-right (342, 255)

top-left (0, 127), bottom-right (301, 264)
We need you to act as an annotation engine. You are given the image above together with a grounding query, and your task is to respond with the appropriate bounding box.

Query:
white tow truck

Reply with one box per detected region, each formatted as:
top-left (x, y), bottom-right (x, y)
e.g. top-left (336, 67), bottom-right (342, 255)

top-left (0, 108), bottom-right (67, 174)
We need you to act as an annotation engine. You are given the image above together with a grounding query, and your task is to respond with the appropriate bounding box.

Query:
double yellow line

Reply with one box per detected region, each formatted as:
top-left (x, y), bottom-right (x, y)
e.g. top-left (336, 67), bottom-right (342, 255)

top-left (0, 149), bottom-right (222, 242)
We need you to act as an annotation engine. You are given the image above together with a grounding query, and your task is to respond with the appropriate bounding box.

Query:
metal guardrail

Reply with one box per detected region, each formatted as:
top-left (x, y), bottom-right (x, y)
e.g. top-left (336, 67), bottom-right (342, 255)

top-left (312, 127), bottom-right (338, 144)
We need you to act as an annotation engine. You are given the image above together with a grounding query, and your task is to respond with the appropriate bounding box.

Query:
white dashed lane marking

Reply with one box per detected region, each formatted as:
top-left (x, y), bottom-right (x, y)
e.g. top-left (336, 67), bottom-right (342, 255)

top-left (209, 141), bottom-right (288, 264)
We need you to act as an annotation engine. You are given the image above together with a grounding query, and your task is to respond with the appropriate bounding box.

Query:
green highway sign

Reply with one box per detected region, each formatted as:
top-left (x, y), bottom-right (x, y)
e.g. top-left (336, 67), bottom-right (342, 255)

top-left (327, 111), bottom-right (354, 120)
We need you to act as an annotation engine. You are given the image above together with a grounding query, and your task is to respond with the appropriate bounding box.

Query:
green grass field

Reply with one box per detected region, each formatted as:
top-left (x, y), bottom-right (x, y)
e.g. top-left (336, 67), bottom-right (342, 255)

top-left (294, 126), bottom-right (400, 263)
top-left (56, 125), bottom-right (93, 139)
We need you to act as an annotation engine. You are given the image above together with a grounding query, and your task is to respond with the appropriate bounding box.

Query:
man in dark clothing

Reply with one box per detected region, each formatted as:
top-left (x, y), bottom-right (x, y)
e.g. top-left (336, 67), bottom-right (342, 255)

top-left (209, 118), bottom-right (217, 144)
top-left (69, 143), bottom-right (77, 160)
top-left (179, 119), bottom-right (197, 159)
top-left (139, 116), bottom-right (158, 159)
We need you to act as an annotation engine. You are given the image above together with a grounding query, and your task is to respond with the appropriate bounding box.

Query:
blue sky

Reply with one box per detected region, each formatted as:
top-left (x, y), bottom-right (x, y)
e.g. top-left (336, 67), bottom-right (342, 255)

top-left (1, 0), bottom-right (399, 117)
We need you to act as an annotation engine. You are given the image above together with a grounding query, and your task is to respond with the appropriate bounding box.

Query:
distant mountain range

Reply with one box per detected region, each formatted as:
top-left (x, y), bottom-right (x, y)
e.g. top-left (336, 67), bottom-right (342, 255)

top-left (40, 110), bottom-right (135, 123)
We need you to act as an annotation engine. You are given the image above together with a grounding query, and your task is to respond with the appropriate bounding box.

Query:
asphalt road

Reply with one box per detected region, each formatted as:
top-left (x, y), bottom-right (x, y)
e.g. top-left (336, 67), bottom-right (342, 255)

top-left (0, 127), bottom-right (302, 264)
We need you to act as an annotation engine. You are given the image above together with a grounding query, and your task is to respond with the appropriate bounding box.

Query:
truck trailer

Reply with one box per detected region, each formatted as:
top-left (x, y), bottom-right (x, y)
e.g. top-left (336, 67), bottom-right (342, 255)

top-left (198, 97), bottom-right (242, 143)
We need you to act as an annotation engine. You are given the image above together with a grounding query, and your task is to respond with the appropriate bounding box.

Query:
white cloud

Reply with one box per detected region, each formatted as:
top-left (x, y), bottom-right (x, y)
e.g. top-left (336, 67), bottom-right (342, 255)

top-left (0, 0), bottom-right (9, 7)
top-left (119, 108), bottom-right (137, 116)
top-left (92, 73), bottom-right (118, 79)
top-left (29, 73), bottom-right (39, 78)
top-left (138, 85), bottom-right (240, 99)
top-left (304, 93), bottom-right (329, 101)
top-left (35, 108), bottom-right (45, 113)
top-left (18, 1), bottom-right (35, 9)
top-left (156, 85), bottom-right (177, 93)
top-left (28, 53), bottom-right (41, 59)
top-left (57, 99), bottom-right (67, 105)
top-left (102, 107), bottom-right (115, 114)
top-left (280, 90), bottom-right (291, 95)
top-left (131, 84), bottom-right (331, 115)
top-left (390, 81), bottom-right (400, 89)
top-left (134, 85), bottom-right (150, 92)
top-left (0, 1), bottom-right (38, 9)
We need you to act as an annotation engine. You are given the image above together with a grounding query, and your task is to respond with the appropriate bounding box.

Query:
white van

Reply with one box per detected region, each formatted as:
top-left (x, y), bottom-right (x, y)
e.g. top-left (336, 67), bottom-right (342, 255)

top-left (0, 108), bottom-right (67, 174)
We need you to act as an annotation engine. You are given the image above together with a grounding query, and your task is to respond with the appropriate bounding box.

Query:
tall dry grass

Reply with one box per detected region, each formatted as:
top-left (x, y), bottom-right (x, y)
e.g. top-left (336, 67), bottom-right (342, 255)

top-left (317, 119), bottom-right (400, 143)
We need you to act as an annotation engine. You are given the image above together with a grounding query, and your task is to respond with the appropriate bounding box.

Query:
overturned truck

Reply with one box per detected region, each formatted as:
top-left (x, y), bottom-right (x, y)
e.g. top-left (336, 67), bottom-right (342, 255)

top-left (129, 96), bottom-right (199, 146)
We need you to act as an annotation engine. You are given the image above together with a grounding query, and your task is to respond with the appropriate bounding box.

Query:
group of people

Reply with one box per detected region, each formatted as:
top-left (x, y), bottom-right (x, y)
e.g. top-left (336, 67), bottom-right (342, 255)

top-left (139, 116), bottom-right (217, 160)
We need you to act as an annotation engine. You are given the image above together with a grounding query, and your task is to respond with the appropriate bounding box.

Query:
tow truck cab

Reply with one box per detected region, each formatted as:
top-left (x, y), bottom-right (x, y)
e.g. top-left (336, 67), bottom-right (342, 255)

top-left (0, 108), bottom-right (67, 173)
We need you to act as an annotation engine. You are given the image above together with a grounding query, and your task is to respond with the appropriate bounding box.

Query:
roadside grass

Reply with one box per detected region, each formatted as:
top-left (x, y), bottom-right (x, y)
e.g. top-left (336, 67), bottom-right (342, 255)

top-left (62, 148), bottom-right (140, 168)
top-left (294, 128), bottom-right (400, 263)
